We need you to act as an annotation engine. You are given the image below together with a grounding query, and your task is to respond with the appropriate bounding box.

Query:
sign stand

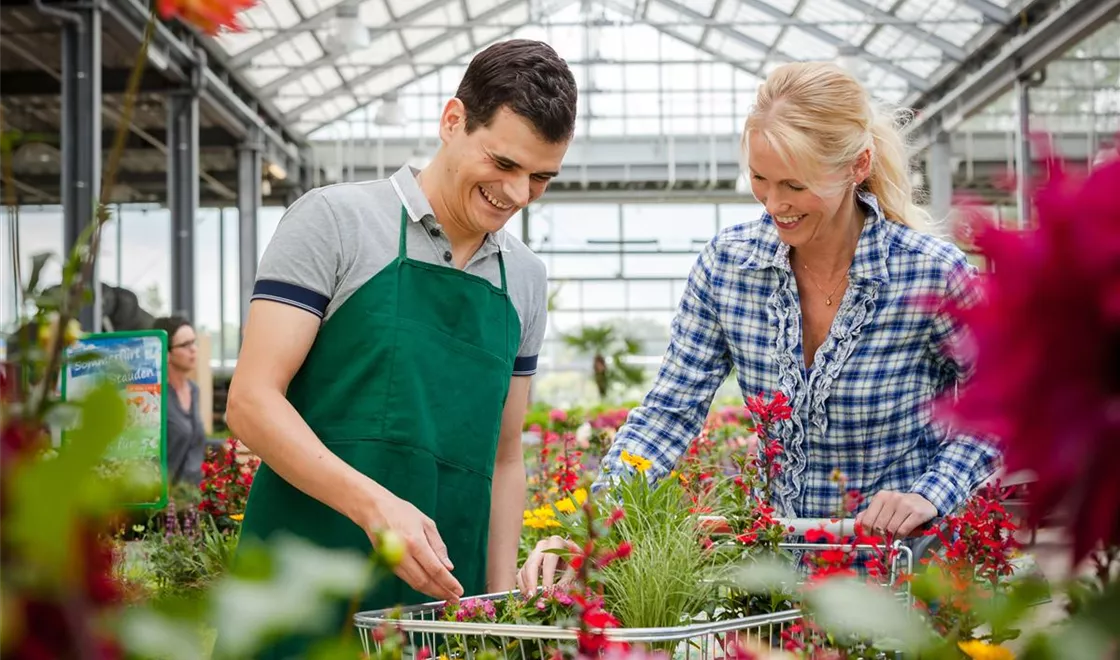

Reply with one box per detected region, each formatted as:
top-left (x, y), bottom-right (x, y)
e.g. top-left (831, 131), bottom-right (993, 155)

top-left (61, 329), bottom-right (169, 509)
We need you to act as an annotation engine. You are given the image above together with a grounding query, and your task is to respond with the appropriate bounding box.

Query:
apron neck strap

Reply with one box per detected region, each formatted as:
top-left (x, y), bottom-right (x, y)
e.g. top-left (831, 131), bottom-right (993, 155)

top-left (497, 248), bottom-right (507, 291)
top-left (398, 206), bottom-right (409, 260)
top-left (400, 203), bottom-right (509, 293)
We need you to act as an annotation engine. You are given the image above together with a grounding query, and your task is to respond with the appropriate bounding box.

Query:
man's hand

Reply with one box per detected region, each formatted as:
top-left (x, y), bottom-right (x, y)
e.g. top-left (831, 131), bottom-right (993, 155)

top-left (516, 536), bottom-right (580, 596)
top-left (365, 490), bottom-right (464, 603)
top-left (854, 491), bottom-right (937, 537)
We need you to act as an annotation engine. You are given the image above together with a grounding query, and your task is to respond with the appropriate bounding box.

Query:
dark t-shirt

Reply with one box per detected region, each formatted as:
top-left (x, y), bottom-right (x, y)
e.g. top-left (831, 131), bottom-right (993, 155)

top-left (167, 381), bottom-right (205, 485)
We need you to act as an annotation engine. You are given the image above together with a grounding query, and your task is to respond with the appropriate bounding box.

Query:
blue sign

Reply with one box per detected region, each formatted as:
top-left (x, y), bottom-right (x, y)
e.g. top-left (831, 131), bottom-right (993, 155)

top-left (62, 330), bottom-right (168, 508)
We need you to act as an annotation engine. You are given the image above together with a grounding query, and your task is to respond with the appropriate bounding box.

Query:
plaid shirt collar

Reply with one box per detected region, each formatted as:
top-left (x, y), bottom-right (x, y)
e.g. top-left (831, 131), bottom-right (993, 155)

top-left (740, 190), bottom-right (891, 285)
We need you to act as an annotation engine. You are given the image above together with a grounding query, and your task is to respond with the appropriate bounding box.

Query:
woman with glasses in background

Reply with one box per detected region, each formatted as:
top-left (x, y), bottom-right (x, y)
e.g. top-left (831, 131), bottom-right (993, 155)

top-left (153, 316), bottom-right (206, 486)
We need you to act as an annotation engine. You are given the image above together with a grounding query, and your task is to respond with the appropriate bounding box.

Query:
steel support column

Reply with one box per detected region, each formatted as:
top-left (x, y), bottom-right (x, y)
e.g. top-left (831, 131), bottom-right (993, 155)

top-left (238, 133), bottom-right (262, 332)
top-left (60, 3), bottom-right (102, 331)
top-left (927, 129), bottom-right (953, 223)
top-left (1015, 77), bottom-right (1032, 229)
top-left (168, 91), bottom-right (199, 321)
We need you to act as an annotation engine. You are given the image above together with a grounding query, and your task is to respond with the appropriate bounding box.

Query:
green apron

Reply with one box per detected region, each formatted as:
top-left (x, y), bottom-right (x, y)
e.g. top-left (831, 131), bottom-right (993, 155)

top-left (238, 203), bottom-right (521, 658)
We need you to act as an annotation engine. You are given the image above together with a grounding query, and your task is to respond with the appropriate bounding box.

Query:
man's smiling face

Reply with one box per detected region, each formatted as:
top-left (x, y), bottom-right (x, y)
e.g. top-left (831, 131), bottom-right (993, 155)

top-left (441, 103), bottom-right (570, 235)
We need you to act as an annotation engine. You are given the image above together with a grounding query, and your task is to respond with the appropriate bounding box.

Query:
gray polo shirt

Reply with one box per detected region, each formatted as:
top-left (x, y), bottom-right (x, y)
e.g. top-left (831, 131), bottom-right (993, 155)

top-left (252, 164), bottom-right (549, 376)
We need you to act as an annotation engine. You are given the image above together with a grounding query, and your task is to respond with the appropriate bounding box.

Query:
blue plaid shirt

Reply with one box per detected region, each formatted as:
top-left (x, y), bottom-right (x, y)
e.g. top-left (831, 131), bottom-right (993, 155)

top-left (593, 193), bottom-right (1000, 519)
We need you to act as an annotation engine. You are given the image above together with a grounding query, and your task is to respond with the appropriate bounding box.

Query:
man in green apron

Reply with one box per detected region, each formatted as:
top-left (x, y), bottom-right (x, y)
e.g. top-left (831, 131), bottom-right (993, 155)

top-left (225, 39), bottom-right (577, 657)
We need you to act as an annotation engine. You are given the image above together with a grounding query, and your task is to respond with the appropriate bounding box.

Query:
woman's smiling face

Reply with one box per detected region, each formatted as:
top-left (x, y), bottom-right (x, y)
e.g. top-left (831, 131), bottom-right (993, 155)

top-left (746, 130), bottom-right (852, 249)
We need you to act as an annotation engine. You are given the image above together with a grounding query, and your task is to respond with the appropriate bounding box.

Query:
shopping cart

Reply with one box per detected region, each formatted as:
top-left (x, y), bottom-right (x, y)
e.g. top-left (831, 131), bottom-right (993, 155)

top-left (354, 517), bottom-right (916, 659)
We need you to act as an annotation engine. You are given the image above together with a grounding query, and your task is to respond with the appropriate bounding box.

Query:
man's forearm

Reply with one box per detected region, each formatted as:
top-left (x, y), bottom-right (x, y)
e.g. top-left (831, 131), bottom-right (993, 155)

top-left (227, 386), bottom-right (386, 530)
top-left (487, 455), bottom-right (527, 592)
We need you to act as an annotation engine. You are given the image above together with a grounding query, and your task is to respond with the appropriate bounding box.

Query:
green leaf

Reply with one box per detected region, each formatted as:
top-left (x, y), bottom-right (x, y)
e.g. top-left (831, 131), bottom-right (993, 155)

top-left (803, 578), bottom-right (934, 652)
top-left (6, 379), bottom-right (127, 577)
top-left (209, 535), bottom-right (373, 659)
top-left (119, 609), bottom-right (208, 660)
top-left (727, 554), bottom-right (802, 593)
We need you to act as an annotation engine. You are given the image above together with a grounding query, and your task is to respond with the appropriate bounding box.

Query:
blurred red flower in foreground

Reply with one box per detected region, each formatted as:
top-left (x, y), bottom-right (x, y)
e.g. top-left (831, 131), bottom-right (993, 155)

top-left (940, 155), bottom-right (1120, 562)
top-left (157, 0), bottom-right (257, 35)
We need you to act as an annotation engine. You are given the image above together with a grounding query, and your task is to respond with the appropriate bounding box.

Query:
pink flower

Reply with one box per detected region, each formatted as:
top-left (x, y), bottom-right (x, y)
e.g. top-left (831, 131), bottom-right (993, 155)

top-left (549, 409), bottom-right (568, 423)
top-left (939, 154), bottom-right (1120, 561)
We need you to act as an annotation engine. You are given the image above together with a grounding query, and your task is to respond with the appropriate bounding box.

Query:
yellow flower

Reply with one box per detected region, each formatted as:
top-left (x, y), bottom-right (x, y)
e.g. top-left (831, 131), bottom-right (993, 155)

top-left (523, 506), bottom-right (560, 529)
top-left (229, 513), bottom-right (244, 522)
top-left (958, 640), bottom-right (1014, 660)
top-left (553, 488), bottom-right (588, 514)
top-left (621, 450), bottom-right (652, 473)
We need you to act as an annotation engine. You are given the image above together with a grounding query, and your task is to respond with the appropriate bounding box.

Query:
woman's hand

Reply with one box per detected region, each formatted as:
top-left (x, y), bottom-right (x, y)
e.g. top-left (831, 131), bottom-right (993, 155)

top-left (516, 536), bottom-right (581, 596)
top-left (854, 491), bottom-right (937, 537)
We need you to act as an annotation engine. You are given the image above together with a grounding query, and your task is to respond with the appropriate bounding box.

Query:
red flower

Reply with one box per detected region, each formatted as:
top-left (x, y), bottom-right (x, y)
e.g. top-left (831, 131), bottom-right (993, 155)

top-left (939, 155), bottom-right (1120, 561)
top-left (157, 0), bottom-right (257, 35)
top-left (744, 391), bottom-right (793, 427)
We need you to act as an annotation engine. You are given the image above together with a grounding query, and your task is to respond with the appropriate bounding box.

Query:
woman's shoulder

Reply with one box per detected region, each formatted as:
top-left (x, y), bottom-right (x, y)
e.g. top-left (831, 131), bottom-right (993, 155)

top-left (878, 217), bottom-right (973, 276)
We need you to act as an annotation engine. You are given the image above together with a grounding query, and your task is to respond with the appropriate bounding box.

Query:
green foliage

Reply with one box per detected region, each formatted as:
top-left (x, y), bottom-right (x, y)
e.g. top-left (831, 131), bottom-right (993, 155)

top-left (561, 324), bottom-right (645, 402)
top-left (589, 474), bottom-right (717, 630)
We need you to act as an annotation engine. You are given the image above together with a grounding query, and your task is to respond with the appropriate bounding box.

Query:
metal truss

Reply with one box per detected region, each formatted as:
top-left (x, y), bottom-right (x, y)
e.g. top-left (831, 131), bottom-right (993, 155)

top-left (904, 0), bottom-right (1120, 153)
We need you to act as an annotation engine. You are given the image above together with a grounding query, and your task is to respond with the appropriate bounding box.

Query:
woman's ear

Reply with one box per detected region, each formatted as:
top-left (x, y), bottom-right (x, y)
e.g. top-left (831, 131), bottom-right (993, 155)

top-left (853, 148), bottom-right (872, 185)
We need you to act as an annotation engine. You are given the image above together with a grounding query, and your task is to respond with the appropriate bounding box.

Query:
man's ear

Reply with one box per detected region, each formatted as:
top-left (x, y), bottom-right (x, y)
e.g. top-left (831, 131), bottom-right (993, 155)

top-left (439, 98), bottom-right (466, 143)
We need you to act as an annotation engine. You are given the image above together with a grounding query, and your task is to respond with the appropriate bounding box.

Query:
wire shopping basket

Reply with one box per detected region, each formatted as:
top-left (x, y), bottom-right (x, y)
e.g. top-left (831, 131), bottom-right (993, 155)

top-left (354, 518), bottom-right (915, 659)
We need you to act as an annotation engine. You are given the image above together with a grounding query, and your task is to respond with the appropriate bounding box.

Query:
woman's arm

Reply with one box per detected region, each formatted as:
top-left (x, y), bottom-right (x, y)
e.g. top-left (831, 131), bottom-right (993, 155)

top-left (592, 239), bottom-right (734, 492)
top-left (909, 254), bottom-right (1002, 515)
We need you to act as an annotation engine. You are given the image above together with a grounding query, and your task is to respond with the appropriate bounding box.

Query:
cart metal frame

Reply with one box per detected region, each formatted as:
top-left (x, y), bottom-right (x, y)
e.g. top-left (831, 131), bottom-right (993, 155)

top-left (354, 518), bottom-right (916, 659)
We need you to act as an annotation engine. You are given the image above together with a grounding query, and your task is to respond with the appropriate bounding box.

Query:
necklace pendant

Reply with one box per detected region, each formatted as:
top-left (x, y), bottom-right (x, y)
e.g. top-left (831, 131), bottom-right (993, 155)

top-left (825, 297), bottom-right (832, 306)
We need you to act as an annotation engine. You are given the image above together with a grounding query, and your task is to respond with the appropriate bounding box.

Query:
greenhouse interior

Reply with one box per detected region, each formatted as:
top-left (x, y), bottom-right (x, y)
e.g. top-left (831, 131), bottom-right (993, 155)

top-left (1, 0), bottom-right (1119, 656)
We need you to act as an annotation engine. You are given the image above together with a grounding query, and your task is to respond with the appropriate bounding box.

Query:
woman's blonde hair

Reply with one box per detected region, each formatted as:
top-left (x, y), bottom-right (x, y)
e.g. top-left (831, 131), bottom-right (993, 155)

top-left (742, 61), bottom-right (929, 230)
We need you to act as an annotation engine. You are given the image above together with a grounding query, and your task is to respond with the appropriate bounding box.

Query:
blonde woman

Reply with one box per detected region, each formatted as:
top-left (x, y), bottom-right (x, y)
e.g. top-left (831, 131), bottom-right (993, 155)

top-left (518, 61), bottom-right (999, 593)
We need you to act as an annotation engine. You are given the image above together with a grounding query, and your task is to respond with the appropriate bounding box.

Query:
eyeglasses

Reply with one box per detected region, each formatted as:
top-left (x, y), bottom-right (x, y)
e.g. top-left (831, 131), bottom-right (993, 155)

top-left (171, 339), bottom-right (197, 350)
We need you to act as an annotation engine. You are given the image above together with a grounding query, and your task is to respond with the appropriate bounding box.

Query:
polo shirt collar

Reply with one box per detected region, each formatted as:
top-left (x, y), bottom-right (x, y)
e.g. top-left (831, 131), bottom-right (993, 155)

top-left (389, 164), bottom-right (509, 253)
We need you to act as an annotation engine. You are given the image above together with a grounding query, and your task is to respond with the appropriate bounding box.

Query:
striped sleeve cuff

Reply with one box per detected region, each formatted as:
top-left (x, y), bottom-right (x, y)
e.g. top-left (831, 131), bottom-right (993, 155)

top-left (251, 280), bottom-right (330, 319)
top-left (513, 355), bottom-right (538, 376)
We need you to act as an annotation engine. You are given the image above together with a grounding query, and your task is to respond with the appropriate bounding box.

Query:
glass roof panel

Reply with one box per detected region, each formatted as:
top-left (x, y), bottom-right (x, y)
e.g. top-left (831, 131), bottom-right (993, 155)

top-left (292, 0), bottom-right (343, 16)
top-left (240, 3), bottom-right (279, 29)
top-left (645, 4), bottom-right (703, 44)
top-left (467, 0), bottom-right (506, 17)
top-left (400, 27), bottom-right (445, 50)
top-left (274, 94), bottom-right (310, 112)
top-left (773, 26), bottom-right (836, 60)
top-left (472, 2), bottom-right (530, 43)
top-left (414, 0), bottom-right (465, 25)
top-left (801, 0), bottom-right (876, 44)
top-left (215, 31), bottom-right (265, 56)
top-left (245, 66), bottom-right (288, 87)
top-left (281, 32), bottom-right (325, 66)
top-left (754, 0), bottom-right (797, 14)
top-left (268, 0), bottom-right (303, 28)
top-left (358, 0), bottom-right (392, 24)
top-left (721, 3), bottom-right (780, 50)
top-left (340, 33), bottom-right (406, 65)
top-left (352, 63), bottom-right (416, 98)
top-left (676, 0), bottom-right (714, 17)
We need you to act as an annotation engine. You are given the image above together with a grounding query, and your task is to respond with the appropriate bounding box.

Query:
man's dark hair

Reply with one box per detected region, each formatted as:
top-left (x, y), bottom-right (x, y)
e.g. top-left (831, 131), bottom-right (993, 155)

top-left (455, 39), bottom-right (578, 143)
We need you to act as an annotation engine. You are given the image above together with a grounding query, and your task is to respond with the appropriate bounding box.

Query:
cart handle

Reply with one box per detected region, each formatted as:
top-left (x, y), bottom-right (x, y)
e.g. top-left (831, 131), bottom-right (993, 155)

top-left (696, 515), bottom-right (940, 538)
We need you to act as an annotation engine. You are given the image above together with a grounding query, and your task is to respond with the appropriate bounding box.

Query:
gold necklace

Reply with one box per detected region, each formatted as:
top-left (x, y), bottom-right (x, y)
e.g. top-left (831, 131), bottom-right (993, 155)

top-left (800, 263), bottom-right (849, 306)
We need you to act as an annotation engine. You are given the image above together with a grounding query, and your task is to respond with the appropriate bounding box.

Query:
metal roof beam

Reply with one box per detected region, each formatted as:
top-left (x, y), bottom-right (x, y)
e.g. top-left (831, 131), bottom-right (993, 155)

top-left (903, 0), bottom-right (1120, 153)
top-left (284, 0), bottom-right (527, 122)
top-left (830, 0), bottom-right (967, 61)
top-left (959, 0), bottom-right (1010, 24)
top-left (654, 0), bottom-right (781, 58)
top-left (228, 0), bottom-right (357, 68)
top-left (253, 0), bottom-right (461, 97)
top-left (303, 20), bottom-right (528, 132)
top-left (735, 0), bottom-right (931, 90)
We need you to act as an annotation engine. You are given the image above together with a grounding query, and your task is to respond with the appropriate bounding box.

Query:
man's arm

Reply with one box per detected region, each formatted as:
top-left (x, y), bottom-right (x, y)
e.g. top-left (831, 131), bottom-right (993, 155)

top-left (487, 375), bottom-right (532, 592)
top-left (227, 300), bottom-right (383, 529)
